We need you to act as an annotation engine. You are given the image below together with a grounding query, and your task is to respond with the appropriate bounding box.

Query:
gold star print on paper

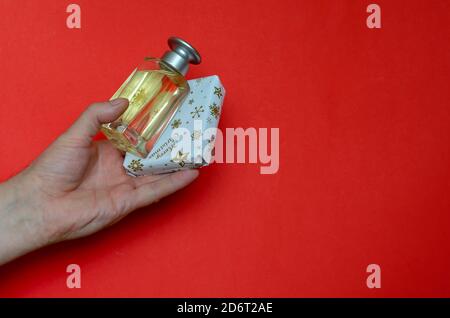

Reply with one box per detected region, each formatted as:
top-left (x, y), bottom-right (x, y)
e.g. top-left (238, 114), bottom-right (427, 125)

top-left (190, 105), bottom-right (204, 119)
top-left (209, 102), bottom-right (220, 119)
top-left (191, 130), bottom-right (202, 140)
top-left (130, 88), bottom-right (144, 105)
top-left (127, 159), bottom-right (143, 172)
top-left (213, 86), bottom-right (223, 99)
top-left (171, 119), bottom-right (182, 129)
top-left (171, 151), bottom-right (190, 167)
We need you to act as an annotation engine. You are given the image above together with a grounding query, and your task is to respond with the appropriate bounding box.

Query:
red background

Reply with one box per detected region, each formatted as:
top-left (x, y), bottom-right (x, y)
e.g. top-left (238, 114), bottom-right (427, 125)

top-left (0, 0), bottom-right (449, 297)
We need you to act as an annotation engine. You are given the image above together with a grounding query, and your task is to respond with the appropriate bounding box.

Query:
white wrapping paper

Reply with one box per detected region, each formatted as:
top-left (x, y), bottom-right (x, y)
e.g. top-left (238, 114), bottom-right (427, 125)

top-left (123, 75), bottom-right (225, 176)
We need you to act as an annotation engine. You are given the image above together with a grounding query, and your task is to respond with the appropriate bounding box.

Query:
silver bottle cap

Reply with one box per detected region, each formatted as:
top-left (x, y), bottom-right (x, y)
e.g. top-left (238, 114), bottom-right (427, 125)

top-left (160, 37), bottom-right (201, 76)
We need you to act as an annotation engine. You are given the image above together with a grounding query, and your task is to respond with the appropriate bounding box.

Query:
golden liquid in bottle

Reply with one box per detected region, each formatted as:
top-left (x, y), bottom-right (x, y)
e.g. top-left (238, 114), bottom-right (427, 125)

top-left (101, 64), bottom-right (189, 157)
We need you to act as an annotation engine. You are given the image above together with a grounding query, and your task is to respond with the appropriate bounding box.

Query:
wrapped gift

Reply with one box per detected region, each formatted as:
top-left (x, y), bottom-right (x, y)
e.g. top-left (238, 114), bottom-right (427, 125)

top-left (123, 75), bottom-right (225, 176)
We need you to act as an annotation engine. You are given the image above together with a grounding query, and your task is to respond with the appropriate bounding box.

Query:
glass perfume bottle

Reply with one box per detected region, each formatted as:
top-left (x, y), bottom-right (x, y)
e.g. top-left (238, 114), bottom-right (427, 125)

top-left (101, 37), bottom-right (201, 158)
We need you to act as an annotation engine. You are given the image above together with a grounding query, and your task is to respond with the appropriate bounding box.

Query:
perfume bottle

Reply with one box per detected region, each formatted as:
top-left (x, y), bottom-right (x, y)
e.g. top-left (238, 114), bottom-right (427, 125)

top-left (101, 37), bottom-right (201, 158)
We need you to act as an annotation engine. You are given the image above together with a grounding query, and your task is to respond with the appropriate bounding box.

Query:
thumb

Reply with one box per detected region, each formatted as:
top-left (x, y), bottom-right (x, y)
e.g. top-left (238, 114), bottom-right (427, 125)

top-left (63, 98), bottom-right (129, 146)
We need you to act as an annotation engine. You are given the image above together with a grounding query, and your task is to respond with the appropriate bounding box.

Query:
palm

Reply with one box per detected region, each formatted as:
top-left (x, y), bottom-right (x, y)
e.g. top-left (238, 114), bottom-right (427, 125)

top-left (27, 100), bottom-right (197, 243)
top-left (74, 140), bottom-right (136, 192)
top-left (31, 139), bottom-right (150, 240)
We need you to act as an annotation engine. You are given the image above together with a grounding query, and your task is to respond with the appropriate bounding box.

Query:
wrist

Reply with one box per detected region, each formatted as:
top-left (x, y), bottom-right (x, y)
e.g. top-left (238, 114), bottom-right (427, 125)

top-left (0, 169), bottom-right (48, 265)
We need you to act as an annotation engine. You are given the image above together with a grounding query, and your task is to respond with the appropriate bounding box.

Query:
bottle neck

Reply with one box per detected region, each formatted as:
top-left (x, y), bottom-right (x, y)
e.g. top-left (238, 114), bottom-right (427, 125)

top-left (160, 51), bottom-right (189, 76)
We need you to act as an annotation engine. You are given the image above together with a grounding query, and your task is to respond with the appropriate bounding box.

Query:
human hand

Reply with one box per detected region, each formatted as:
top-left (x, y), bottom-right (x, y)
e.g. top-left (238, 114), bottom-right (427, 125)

top-left (0, 99), bottom-right (198, 265)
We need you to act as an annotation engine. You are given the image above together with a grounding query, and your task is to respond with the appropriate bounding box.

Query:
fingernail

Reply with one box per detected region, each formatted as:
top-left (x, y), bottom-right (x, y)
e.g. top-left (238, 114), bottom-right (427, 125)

top-left (110, 98), bottom-right (128, 107)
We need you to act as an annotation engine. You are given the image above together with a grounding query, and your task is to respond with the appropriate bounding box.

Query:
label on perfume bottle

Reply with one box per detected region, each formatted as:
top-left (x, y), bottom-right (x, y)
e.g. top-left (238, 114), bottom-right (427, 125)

top-left (123, 75), bottom-right (225, 176)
